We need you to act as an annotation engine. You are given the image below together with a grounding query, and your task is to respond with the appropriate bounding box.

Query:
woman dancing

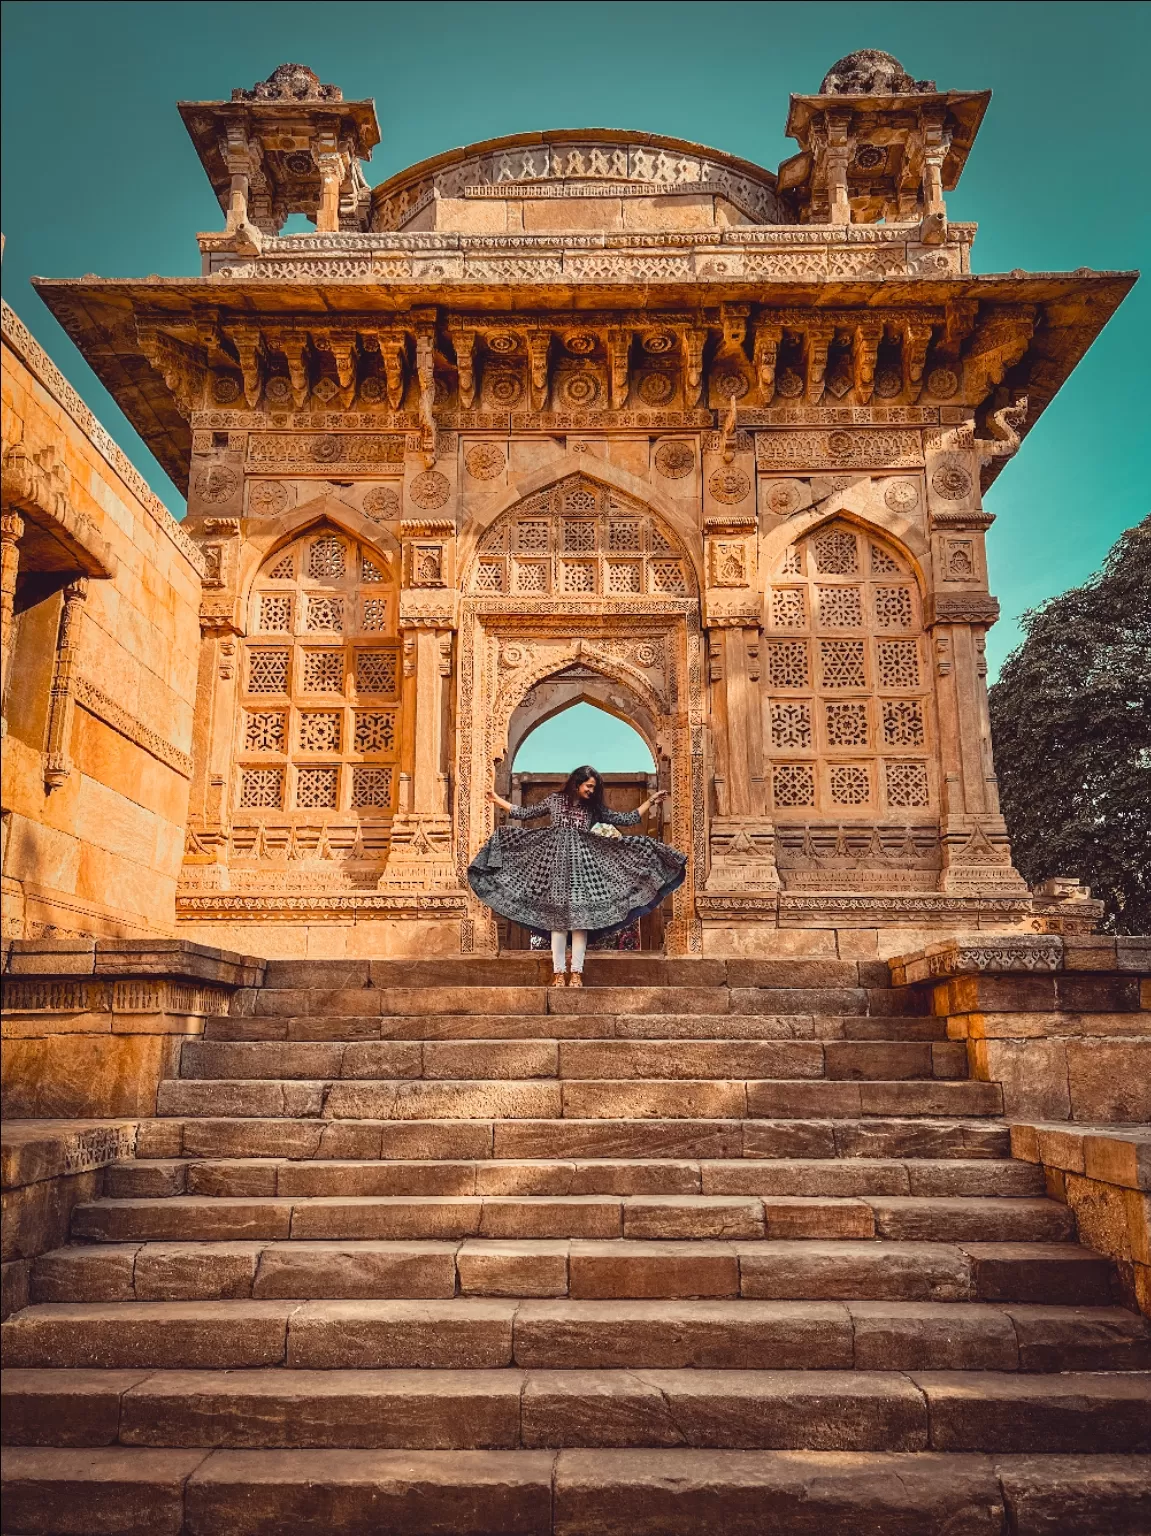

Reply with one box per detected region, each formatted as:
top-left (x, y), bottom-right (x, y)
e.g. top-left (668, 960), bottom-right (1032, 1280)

top-left (468, 764), bottom-right (687, 986)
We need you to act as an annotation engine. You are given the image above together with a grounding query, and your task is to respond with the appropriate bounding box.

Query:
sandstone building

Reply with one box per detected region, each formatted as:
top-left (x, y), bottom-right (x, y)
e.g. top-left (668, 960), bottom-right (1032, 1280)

top-left (2, 53), bottom-right (1148, 1532)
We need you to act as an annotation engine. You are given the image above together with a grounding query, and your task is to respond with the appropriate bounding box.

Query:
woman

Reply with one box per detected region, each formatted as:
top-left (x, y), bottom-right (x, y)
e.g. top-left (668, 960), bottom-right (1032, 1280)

top-left (468, 765), bottom-right (687, 986)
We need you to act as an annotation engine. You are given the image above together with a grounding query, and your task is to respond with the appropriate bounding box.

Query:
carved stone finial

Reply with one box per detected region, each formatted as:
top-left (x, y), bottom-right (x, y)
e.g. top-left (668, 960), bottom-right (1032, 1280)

top-left (819, 49), bottom-right (936, 96)
top-left (232, 63), bottom-right (344, 103)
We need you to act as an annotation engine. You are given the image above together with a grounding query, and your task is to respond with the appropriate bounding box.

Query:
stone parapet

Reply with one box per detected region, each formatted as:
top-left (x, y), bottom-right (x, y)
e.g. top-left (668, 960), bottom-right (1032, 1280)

top-left (1, 940), bottom-right (265, 1119)
top-left (888, 935), bottom-right (1151, 1124)
top-left (1, 1119), bottom-right (139, 1319)
top-left (1010, 1121), bottom-right (1151, 1316)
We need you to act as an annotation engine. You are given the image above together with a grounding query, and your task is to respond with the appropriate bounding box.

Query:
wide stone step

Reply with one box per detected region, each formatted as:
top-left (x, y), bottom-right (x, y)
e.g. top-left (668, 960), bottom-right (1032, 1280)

top-left (4, 1367), bottom-right (1148, 1453)
top-left (30, 1239), bottom-right (1116, 1305)
top-left (5, 1445), bottom-right (1149, 1536)
top-left (155, 1077), bottom-right (1003, 1121)
top-left (5, 1298), bottom-right (1148, 1371)
top-left (67, 1194), bottom-right (1074, 1245)
top-left (103, 1155), bottom-right (1045, 1202)
top-left (259, 958), bottom-right (883, 989)
top-left (249, 985), bottom-right (889, 1019)
top-left (179, 1038), bottom-right (966, 1083)
top-left (144, 1116), bottom-right (1014, 1163)
top-left (208, 1012), bottom-right (947, 1043)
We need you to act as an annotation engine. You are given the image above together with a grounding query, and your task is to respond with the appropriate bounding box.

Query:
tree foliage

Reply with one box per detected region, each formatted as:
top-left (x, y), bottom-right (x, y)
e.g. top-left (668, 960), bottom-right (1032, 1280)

top-left (988, 517), bottom-right (1151, 933)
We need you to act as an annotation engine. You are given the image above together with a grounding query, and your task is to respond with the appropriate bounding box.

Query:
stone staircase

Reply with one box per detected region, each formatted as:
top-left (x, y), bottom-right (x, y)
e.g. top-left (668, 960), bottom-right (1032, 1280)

top-left (3, 955), bottom-right (1149, 1533)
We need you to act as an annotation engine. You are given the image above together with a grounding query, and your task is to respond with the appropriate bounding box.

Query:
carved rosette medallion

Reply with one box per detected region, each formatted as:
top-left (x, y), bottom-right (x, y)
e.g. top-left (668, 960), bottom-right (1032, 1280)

top-left (248, 481), bottom-right (290, 517)
top-left (195, 466), bottom-right (239, 503)
top-left (927, 367), bottom-right (959, 398)
top-left (409, 471), bottom-right (452, 510)
top-left (708, 467), bottom-right (751, 505)
top-left (638, 372), bottom-right (674, 405)
top-left (931, 461), bottom-right (973, 500)
top-left (764, 480), bottom-right (804, 516)
top-left (654, 440), bottom-right (695, 480)
top-left (464, 443), bottom-right (506, 480)
top-left (362, 486), bottom-right (401, 521)
top-left (884, 479), bottom-right (920, 513)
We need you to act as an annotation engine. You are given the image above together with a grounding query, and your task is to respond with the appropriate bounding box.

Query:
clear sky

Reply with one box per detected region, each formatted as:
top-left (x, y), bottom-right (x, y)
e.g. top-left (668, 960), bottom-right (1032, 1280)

top-left (1, 0), bottom-right (1146, 768)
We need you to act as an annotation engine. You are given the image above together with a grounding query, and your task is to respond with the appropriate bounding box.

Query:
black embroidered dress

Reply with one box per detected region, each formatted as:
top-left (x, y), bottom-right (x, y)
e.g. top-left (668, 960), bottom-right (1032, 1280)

top-left (467, 793), bottom-right (687, 936)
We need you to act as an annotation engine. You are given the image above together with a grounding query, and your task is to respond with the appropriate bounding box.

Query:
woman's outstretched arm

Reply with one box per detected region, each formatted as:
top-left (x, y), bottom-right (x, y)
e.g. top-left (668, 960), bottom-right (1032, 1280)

top-left (487, 789), bottom-right (552, 819)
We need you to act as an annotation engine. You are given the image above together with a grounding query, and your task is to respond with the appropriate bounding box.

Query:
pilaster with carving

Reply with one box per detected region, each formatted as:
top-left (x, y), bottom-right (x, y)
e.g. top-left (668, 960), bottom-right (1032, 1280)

top-left (43, 579), bottom-right (88, 789)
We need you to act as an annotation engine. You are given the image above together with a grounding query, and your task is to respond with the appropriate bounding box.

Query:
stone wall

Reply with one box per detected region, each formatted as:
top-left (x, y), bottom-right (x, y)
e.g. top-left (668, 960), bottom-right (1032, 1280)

top-left (1, 302), bottom-right (203, 940)
top-left (890, 934), bottom-right (1151, 1123)
top-left (1, 938), bottom-right (265, 1119)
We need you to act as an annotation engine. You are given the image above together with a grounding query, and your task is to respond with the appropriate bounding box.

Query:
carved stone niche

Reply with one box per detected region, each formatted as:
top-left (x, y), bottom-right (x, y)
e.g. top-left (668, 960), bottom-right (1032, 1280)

top-left (706, 817), bottom-right (781, 893)
top-left (703, 511), bottom-right (758, 626)
top-left (401, 519), bottom-right (455, 597)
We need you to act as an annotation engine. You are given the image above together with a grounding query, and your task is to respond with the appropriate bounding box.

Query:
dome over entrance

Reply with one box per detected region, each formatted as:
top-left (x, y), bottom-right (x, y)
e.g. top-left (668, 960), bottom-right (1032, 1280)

top-left (370, 128), bottom-right (781, 233)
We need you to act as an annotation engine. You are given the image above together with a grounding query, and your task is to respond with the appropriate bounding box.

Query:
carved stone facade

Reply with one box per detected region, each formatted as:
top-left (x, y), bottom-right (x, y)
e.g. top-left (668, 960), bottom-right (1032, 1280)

top-left (27, 55), bottom-right (1134, 956)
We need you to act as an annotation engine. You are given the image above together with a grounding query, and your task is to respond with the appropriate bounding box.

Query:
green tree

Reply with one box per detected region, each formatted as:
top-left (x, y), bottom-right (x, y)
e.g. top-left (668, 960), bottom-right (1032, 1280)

top-left (988, 517), bottom-right (1151, 933)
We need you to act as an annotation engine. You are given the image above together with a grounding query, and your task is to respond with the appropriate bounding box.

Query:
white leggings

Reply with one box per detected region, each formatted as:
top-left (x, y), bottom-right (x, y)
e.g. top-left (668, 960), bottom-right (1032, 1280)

top-left (551, 929), bottom-right (588, 973)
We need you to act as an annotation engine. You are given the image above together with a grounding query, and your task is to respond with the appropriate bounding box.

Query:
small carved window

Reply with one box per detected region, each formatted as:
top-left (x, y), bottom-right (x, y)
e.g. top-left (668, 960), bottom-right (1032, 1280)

top-left (307, 535), bottom-right (346, 579)
top-left (362, 598), bottom-right (388, 631)
top-left (476, 560), bottom-right (505, 593)
top-left (247, 650), bottom-right (289, 693)
top-left (562, 561), bottom-right (597, 593)
top-left (870, 544), bottom-right (900, 574)
top-left (244, 711), bottom-right (286, 752)
top-left (236, 527), bottom-right (402, 832)
top-left (885, 760), bottom-right (931, 807)
top-left (781, 546), bottom-right (803, 576)
top-left (876, 640), bottom-right (920, 690)
top-left (515, 561), bottom-right (549, 594)
top-left (302, 650), bottom-right (345, 693)
top-left (649, 525), bottom-right (673, 553)
top-left (829, 764), bottom-right (871, 805)
top-left (771, 589), bottom-right (806, 630)
top-left (516, 520), bottom-right (550, 552)
top-left (609, 521), bottom-right (642, 552)
top-left (354, 710), bottom-right (396, 753)
top-left (351, 765), bottom-right (394, 808)
top-left (649, 561), bottom-right (687, 594)
top-left (239, 767), bottom-right (284, 808)
top-left (257, 594), bottom-right (293, 632)
top-left (882, 699), bottom-right (925, 747)
top-left (563, 521), bottom-right (597, 553)
top-left (766, 640), bottom-right (810, 690)
top-left (607, 562), bottom-right (643, 594)
top-left (773, 763), bottom-right (816, 807)
top-left (817, 586), bottom-right (864, 628)
top-left (299, 712), bottom-right (341, 752)
top-left (770, 701), bottom-right (812, 750)
top-left (296, 765), bottom-right (339, 809)
top-left (820, 640), bottom-right (867, 690)
top-left (306, 595), bottom-right (344, 632)
top-left (813, 529), bottom-right (859, 574)
top-left (564, 487), bottom-right (598, 513)
top-left (356, 650), bottom-right (399, 697)
top-left (825, 701), bottom-right (869, 748)
top-left (874, 587), bottom-right (915, 630)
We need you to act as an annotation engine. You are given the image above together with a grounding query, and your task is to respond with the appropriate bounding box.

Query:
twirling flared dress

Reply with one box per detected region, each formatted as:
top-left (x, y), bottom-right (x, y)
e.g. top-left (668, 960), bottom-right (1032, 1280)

top-left (467, 793), bottom-right (687, 937)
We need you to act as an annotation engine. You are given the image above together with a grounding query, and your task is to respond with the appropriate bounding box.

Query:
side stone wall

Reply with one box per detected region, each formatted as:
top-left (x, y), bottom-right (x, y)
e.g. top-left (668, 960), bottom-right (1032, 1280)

top-left (1, 303), bottom-right (203, 940)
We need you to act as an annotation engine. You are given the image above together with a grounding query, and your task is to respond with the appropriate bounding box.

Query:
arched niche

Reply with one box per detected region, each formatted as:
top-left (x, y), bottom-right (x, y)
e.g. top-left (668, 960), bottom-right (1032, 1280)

top-left (502, 666), bottom-right (661, 789)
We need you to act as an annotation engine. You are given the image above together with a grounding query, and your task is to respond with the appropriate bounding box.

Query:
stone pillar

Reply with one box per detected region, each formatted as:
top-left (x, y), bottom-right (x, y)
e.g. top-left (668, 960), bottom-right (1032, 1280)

top-left (43, 578), bottom-right (87, 790)
top-left (0, 507), bottom-right (24, 723)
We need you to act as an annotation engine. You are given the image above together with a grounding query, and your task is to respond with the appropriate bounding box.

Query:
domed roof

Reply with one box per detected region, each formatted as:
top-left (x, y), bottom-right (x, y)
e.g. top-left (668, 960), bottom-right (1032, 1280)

top-left (819, 50), bottom-right (937, 96)
top-left (369, 127), bottom-right (781, 231)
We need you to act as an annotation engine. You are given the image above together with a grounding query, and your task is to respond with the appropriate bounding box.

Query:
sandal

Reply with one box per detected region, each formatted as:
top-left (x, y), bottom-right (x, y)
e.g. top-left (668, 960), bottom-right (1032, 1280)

top-left (551, 971), bottom-right (567, 988)
top-left (569, 972), bottom-right (584, 988)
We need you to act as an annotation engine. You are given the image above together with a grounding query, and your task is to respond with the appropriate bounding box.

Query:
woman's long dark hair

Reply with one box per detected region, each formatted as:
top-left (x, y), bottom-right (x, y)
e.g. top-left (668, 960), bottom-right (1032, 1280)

top-left (561, 764), bottom-right (606, 821)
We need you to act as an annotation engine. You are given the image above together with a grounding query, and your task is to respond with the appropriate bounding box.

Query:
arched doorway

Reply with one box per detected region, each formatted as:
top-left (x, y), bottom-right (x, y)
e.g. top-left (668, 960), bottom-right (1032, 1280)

top-left (454, 471), bottom-right (706, 956)
top-left (499, 689), bottom-right (666, 951)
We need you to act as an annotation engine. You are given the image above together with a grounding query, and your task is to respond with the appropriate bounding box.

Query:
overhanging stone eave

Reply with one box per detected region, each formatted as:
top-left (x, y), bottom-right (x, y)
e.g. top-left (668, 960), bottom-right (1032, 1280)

top-left (30, 268), bottom-right (1137, 497)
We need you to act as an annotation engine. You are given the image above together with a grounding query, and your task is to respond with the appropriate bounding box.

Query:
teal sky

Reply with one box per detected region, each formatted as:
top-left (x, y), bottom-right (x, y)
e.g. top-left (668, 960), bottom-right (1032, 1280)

top-left (2, 1), bottom-right (1146, 768)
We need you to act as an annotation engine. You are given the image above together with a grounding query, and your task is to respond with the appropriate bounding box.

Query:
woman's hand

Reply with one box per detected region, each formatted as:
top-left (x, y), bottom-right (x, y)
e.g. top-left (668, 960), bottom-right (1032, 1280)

top-left (638, 789), bottom-right (668, 816)
top-left (487, 789), bottom-right (514, 812)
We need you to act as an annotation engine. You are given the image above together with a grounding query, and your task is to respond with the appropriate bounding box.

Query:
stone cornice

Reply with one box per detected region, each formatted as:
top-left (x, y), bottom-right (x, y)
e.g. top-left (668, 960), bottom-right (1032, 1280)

top-left (2, 300), bottom-right (205, 578)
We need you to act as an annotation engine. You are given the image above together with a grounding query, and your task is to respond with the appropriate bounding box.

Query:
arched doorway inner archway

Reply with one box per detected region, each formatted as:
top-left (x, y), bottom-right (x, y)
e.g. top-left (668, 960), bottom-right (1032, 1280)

top-left (499, 675), bottom-right (666, 950)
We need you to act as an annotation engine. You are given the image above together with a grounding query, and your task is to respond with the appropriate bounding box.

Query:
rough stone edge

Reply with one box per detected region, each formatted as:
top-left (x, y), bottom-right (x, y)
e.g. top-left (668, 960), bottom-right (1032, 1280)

top-left (1, 299), bottom-right (205, 577)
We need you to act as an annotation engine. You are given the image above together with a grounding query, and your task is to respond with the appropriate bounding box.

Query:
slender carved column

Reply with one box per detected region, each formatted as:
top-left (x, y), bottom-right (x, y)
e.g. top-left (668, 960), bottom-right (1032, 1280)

top-left (43, 578), bottom-right (88, 789)
top-left (0, 508), bottom-right (24, 723)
